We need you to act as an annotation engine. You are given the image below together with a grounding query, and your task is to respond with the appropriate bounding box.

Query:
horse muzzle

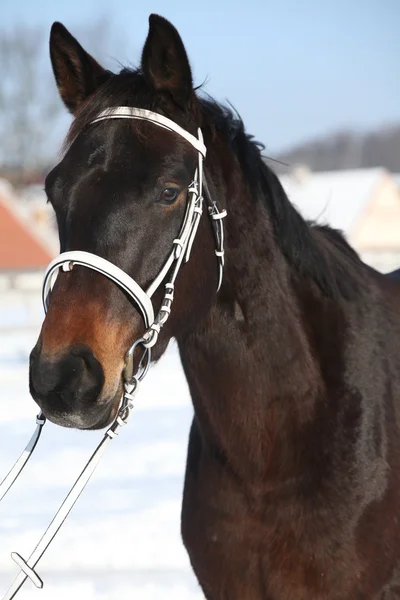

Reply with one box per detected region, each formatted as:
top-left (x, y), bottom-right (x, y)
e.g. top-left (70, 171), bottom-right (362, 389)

top-left (29, 342), bottom-right (114, 429)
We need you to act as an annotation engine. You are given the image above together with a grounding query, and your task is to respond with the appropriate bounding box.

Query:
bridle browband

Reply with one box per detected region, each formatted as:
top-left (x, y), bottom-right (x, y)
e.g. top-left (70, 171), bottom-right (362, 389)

top-left (0, 107), bottom-right (227, 599)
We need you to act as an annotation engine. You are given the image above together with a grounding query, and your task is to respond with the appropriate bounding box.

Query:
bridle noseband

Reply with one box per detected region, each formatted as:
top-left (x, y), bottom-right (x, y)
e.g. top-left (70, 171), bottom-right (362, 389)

top-left (0, 108), bottom-right (226, 599)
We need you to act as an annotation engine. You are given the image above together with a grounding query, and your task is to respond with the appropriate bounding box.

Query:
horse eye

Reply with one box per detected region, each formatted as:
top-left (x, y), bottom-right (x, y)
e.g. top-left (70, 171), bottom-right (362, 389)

top-left (158, 187), bottom-right (180, 205)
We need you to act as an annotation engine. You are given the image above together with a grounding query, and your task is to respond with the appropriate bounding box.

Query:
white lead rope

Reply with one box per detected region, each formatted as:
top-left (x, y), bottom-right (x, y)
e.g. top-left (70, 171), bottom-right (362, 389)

top-left (2, 384), bottom-right (137, 600)
top-left (0, 414), bottom-right (46, 503)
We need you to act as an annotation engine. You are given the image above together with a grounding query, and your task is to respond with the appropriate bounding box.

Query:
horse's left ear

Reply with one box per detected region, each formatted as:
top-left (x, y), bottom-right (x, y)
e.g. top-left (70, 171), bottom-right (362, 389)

top-left (141, 14), bottom-right (193, 108)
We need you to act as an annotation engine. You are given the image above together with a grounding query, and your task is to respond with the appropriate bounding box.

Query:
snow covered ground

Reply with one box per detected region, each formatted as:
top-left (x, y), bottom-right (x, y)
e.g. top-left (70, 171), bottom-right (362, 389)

top-left (0, 310), bottom-right (204, 599)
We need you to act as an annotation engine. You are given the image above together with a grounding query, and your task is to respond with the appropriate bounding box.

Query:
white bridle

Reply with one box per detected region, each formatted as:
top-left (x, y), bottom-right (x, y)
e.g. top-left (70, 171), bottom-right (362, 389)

top-left (43, 107), bottom-right (226, 376)
top-left (0, 108), bottom-right (227, 599)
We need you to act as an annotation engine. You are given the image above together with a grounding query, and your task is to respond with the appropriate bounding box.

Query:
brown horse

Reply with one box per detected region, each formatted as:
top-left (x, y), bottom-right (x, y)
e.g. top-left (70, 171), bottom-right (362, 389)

top-left (29, 14), bottom-right (400, 599)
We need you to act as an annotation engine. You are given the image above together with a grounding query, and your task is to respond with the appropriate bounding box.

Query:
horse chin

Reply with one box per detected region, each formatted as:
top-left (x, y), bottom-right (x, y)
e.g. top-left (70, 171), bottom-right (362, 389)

top-left (42, 407), bottom-right (110, 430)
top-left (85, 404), bottom-right (116, 430)
top-left (41, 385), bottom-right (124, 431)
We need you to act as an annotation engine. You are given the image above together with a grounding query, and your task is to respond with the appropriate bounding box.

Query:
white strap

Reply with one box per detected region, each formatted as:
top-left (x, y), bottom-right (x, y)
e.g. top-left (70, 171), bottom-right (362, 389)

top-left (91, 107), bottom-right (207, 158)
top-left (185, 131), bottom-right (205, 263)
top-left (10, 555), bottom-right (43, 590)
top-left (0, 414), bottom-right (45, 502)
top-left (42, 251), bottom-right (154, 328)
top-left (145, 251), bottom-right (175, 299)
top-left (146, 171), bottom-right (200, 298)
top-left (2, 389), bottom-right (135, 600)
top-left (3, 435), bottom-right (111, 599)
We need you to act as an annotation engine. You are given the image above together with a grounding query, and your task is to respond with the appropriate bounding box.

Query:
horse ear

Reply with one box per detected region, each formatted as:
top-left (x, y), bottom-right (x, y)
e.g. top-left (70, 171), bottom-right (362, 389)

top-left (141, 14), bottom-right (193, 108)
top-left (49, 22), bottom-right (111, 115)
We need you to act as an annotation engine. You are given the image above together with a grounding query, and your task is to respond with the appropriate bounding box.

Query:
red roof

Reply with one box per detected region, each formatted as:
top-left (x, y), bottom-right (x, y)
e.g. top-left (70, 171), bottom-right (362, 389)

top-left (0, 195), bottom-right (53, 270)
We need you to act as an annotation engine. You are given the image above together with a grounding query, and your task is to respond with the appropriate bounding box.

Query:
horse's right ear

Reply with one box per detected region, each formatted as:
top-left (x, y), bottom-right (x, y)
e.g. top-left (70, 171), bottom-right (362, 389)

top-left (49, 22), bottom-right (111, 115)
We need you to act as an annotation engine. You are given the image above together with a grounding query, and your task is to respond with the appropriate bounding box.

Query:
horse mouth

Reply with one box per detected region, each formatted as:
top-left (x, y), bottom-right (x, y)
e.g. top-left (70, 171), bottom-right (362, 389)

top-left (85, 405), bottom-right (115, 430)
top-left (79, 381), bottom-right (125, 430)
top-left (33, 378), bottom-right (125, 431)
top-left (87, 385), bottom-right (124, 430)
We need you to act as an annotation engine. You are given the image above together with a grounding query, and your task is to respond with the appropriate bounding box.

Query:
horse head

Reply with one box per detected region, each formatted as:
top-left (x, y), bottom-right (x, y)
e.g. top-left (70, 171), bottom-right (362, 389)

top-left (29, 16), bottom-right (222, 430)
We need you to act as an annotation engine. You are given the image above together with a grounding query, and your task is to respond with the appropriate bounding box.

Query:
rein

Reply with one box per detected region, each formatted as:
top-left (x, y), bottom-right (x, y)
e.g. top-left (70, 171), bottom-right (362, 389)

top-left (0, 107), bottom-right (226, 599)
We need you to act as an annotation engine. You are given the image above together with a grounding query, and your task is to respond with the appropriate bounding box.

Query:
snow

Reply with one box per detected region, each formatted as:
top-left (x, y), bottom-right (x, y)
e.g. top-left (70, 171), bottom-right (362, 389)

top-left (0, 305), bottom-right (204, 599)
top-left (280, 167), bottom-right (385, 235)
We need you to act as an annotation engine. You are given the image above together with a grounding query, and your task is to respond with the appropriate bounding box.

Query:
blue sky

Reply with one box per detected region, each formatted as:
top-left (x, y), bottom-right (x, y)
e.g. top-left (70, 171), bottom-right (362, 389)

top-left (2, 0), bottom-right (400, 153)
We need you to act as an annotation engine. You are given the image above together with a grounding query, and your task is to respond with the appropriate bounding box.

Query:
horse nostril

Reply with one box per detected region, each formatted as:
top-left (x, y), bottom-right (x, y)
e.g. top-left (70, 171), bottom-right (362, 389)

top-left (70, 346), bottom-right (105, 393)
top-left (29, 345), bottom-right (105, 411)
top-left (73, 346), bottom-right (102, 376)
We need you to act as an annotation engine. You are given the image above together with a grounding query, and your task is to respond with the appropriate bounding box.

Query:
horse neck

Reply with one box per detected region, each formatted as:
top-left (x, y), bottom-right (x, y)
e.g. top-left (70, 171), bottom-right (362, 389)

top-left (177, 137), bottom-right (323, 479)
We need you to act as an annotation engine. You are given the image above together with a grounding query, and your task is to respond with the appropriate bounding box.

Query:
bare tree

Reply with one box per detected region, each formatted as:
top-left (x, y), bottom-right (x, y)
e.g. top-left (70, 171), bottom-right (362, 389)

top-left (0, 26), bottom-right (56, 172)
top-left (0, 18), bottom-right (121, 177)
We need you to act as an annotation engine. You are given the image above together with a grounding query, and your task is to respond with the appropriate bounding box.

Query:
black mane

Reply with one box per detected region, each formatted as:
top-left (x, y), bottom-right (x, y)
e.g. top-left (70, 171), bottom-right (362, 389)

top-left (199, 97), bottom-right (364, 300)
top-left (65, 68), bottom-right (364, 300)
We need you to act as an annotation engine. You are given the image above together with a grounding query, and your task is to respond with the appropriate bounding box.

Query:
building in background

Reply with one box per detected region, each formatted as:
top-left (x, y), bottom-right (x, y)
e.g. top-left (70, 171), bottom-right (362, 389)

top-left (280, 167), bottom-right (400, 274)
top-left (0, 179), bottom-right (56, 332)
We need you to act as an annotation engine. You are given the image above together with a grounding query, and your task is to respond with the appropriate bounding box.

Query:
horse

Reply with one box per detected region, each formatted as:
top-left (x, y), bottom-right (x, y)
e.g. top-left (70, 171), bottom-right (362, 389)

top-left (29, 14), bottom-right (400, 600)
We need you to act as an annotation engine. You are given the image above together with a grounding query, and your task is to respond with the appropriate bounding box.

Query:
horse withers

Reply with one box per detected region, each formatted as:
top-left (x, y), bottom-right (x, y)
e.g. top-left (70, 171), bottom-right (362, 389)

top-left (29, 14), bottom-right (400, 599)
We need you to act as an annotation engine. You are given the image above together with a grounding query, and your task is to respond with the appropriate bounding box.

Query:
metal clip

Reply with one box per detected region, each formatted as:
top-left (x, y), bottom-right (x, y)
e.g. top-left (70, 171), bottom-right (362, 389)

top-left (123, 338), bottom-right (151, 383)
